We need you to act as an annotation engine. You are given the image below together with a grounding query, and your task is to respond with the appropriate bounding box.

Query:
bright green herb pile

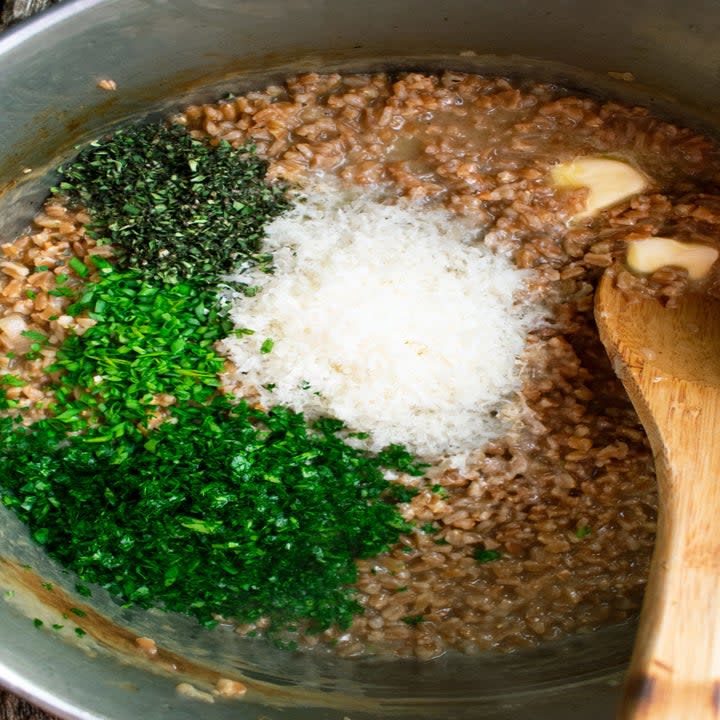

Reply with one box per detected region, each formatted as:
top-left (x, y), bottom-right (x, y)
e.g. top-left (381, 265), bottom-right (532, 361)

top-left (46, 255), bottom-right (229, 438)
top-left (0, 123), bottom-right (426, 632)
top-left (55, 124), bottom-right (289, 283)
top-left (0, 398), bottom-right (422, 629)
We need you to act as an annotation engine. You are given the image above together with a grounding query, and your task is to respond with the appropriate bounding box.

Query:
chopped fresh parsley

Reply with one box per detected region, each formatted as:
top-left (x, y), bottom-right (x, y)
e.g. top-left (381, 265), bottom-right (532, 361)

top-left (44, 260), bottom-right (230, 435)
top-left (1, 375), bottom-right (25, 387)
top-left (387, 485), bottom-right (420, 503)
top-left (75, 583), bottom-right (92, 598)
top-left (0, 399), bottom-right (424, 630)
top-left (21, 330), bottom-right (48, 344)
top-left (68, 257), bottom-right (90, 278)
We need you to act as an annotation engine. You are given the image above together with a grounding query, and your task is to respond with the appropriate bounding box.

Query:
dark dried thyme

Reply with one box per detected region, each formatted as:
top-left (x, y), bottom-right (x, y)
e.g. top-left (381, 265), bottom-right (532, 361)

top-left (55, 124), bottom-right (289, 283)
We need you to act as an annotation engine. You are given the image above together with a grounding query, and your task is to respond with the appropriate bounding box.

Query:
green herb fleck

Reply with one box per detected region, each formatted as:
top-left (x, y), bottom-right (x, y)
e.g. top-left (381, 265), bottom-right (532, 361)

top-left (260, 338), bottom-right (275, 354)
top-left (431, 484), bottom-right (449, 499)
top-left (576, 525), bottom-right (591, 538)
top-left (69, 257), bottom-right (90, 278)
top-left (474, 548), bottom-right (502, 564)
top-left (401, 614), bottom-right (425, 626)
top-left (33, 618), bottom-right (43, 628)
top-left (21, 330), bottom-right (48, 344)
top-left (1, 375), bottom-right (25, 387)
top-left (388, 484), bottom-right (420, 503)
top-left (75, 583), bottom-right (92, 597)
top-left (48, 287), bottom-right (74, 298)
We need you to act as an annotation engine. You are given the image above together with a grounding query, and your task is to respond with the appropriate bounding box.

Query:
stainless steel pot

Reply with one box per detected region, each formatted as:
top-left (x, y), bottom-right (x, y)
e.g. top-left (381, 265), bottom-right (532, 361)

top-left (0, 2), bottom-right (717, 718)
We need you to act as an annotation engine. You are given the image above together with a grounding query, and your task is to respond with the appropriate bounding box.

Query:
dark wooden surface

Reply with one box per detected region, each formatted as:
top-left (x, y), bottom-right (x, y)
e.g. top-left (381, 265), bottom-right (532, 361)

top-left (1, 1), bottom-right (65, 717)
top-left (0, 693), bottom-right (58, 720)
top-left (0, 0), bottom-right (59, 27)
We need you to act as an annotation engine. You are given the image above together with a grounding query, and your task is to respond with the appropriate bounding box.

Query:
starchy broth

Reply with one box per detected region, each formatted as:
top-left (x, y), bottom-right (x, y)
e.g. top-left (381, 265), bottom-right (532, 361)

top-left (3, 70), bottom-right (720, 660)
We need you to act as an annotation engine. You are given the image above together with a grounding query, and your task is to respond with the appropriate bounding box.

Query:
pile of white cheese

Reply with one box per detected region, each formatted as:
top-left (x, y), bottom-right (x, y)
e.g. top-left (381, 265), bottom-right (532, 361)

top-left (221, 188), bottom-right (540, 458)
top-left (220, 156), bottom-right (720, 458)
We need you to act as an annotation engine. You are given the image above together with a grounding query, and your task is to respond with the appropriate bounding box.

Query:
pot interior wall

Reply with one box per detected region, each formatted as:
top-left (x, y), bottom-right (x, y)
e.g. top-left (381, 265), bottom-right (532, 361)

top-left (1, 1), bottom-right (719, 718)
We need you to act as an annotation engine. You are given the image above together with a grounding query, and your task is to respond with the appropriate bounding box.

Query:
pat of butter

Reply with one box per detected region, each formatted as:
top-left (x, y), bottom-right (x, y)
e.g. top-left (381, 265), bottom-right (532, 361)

top-left (626, 237), bottom-right (719, 280)
top-left (551, 157), bottom-right (649, 219)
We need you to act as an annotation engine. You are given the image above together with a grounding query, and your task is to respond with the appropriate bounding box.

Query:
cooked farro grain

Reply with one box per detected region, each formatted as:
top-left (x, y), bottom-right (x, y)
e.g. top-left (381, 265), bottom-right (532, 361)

top-left (6, 70), bottom-right (720, 660)
top-left (0, 199), bottom-right (112, 421)
top-left (180, 71), bottom-right (698, 658)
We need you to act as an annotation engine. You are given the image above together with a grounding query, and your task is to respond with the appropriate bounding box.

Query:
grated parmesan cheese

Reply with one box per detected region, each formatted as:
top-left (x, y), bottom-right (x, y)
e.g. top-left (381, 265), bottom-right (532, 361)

top-left (220, 189), bottom-right (541, 458)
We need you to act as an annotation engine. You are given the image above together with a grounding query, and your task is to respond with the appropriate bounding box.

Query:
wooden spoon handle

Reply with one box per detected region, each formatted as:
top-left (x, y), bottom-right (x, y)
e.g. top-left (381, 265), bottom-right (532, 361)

top-left (594, 276), bottom-right (720, 719)
top-left (615, 365), bottom-right (720, 719)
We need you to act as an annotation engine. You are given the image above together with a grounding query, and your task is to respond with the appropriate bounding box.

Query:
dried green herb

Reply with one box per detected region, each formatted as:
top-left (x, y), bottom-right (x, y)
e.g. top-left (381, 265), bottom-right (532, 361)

top-left (56, 124), bottom-right (289, 283)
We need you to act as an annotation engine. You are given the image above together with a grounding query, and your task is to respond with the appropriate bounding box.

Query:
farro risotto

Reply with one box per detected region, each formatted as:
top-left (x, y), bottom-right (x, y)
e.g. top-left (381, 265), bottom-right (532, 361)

top-left (2, 70), bottom-right (720, 661)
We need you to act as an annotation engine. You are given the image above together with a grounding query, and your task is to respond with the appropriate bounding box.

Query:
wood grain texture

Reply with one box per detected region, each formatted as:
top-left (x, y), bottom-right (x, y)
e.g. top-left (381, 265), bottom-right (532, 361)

top-left (595, 274), bottom-right (720, 720)
top-left (0, 692), bottom-right (59, 720)
top-left (0, 0), bottom-right (60, 28)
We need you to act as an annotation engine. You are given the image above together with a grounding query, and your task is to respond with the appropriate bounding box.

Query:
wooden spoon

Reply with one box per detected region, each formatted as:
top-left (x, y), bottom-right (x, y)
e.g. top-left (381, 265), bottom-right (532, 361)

top-left (594, 272), bottom-right (720, 720)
